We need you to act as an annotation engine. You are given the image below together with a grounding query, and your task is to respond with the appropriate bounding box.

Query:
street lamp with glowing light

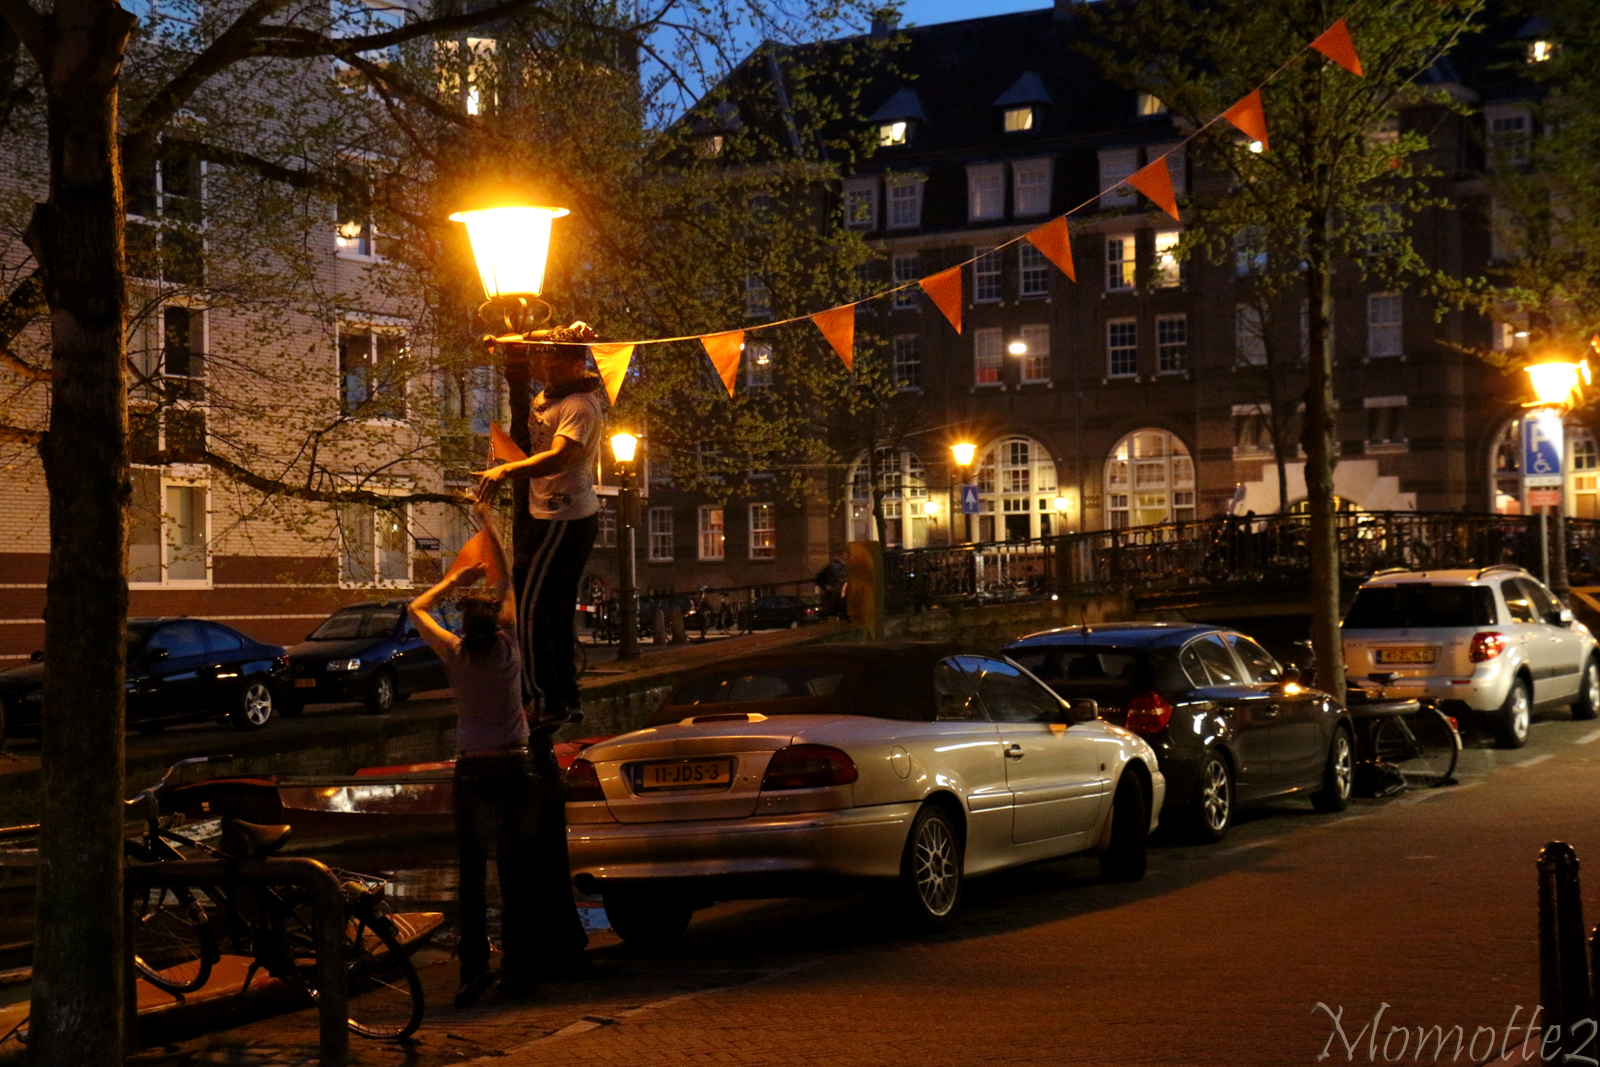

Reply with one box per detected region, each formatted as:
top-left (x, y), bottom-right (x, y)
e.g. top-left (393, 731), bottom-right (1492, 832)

top-left (951, 442), bottom-right (977, 468)
top-left (1007, 340), bottom-right (1028, 356)
top-left (1526, 358), bottom-right (1591, 410)
top-left (451, 191), bottom-right (580, 337)
top-left (950, 442), bottom-right (978, 543)
top-left (608, 431), bottom-right (642, 660)
top-left (609, 432), bottom-right (638, 464)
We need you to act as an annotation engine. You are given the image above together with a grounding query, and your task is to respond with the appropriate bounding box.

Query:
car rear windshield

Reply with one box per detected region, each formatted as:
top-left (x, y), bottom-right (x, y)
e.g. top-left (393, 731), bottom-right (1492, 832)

top-left (310, 606), bottom-right (402, 640)
top-left (1007, 647), bottom-right (1150, 688)
top-left (1343, 584), bottom-right (1497, 630)
top-left (671, 664), bottom-right (847, 706)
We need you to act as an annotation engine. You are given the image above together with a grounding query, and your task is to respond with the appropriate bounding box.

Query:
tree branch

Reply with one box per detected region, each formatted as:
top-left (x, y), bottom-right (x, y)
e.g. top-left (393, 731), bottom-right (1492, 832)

top-left (142, 447), bottom-right (466, 506)
top-left (0, 421), bottom-right (41, 446)
top-left (253, 0), bottom-right (555, 60)
top-left (0, 0), bottom-right (47, 66)
top-left (0, 345), bottom-right (45, 380)
top-left (0, 271), bottom-right (45, 353)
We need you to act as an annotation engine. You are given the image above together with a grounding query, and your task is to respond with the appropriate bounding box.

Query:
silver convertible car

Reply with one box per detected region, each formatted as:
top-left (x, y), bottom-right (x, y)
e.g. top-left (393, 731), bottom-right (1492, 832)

top-left (564, 642), bottom-right (1166, 942)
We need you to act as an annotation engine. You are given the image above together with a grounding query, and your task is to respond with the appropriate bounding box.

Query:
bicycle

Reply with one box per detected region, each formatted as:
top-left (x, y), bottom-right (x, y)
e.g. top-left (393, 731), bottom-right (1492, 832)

top-left (121, 757), bottom-right (426, 1040)
top-left (1345, 680), bottom-right (1461, 789)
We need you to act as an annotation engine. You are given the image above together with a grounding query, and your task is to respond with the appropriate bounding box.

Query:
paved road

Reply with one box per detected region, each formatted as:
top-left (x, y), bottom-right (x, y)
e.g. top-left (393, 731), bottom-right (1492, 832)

top-left (164, 705), bottom-right (1600, 1067)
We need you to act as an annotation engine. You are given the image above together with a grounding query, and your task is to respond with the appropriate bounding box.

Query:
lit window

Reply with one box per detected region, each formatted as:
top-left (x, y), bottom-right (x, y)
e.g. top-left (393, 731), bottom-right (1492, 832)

top-left (843, 183), bottom-right (877, 229)
top-left (1107, 319), bottom-right (1138, 378)
top-left (968, 164), bottom-right (1004, 221)
top-left (892, 253), bottom-right (919, 310)
top-left (697, 134), bottom-right (724, 158)
top-left (1019, 324), bottom-right (1050, 383)
top-left (647, 508), bottom-right (674, 562)
top-left (698, 506), bottom-right (724, 561)
top-left (1368, 293), bottom-right (1403, 358)
top-left (1019, 243), bottom-right (1050, 297)
top-left (887, 178), bottom-right (924, 229)
top-left (1528, 39), bottom-right (1555, 63)
top-left (1105, 235), bottom-right (1135, 291)
top-left (746, 342), bottom-right (774, 389)
top-left (1136, 92), bottom-right (1166, 116)
top-left (1013, 160), bottom-right (1050, 216)
top-left (1157, 314), bottom-right (1187, 374)
top-left (128, 473), bottom-right (210, 586)
top-left (1153, 230), bottom-right (1182, 287)
top-left (749, 503), bottom-right (776, 559)
top-left (879, 121), bottom-right (908, 147)
top-left (974, 328), bottom-right (1004, 386)
top-left (340, 325), bottom-right (408, 419)
top-left (892, 335), bottom-right (922, 390)
top-left (973, 247), bottom-right (1002, 303)
top-left (337, 501), bottom-right (410, 586)
top-left (1235, 305), bottom-right (1266, 366)
top-left (1003, 107), bottom-right (1034, 133)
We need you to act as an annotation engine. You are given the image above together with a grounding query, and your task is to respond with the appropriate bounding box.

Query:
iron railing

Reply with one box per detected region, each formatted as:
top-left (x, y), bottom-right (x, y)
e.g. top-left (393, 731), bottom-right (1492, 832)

top-left (883, 511), bottom-right (1600, 612)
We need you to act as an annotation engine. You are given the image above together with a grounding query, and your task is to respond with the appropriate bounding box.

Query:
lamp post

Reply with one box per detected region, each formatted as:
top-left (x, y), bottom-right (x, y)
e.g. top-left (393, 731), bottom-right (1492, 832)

top-left (951, 442), bottom-right (976, 544)
top-left (1052, 494), bottom-right (1070, 537)
top-left (449, 195), bottom-right (570, 335)
top-left (610, 432), bottom-right (641, 660)
top-left (1525, 357), bottom-right (1592, 600)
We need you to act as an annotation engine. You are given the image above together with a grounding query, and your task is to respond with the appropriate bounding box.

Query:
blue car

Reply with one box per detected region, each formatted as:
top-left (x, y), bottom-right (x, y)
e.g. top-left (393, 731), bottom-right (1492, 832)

top-left (284, 600), bottom-right (455, 715)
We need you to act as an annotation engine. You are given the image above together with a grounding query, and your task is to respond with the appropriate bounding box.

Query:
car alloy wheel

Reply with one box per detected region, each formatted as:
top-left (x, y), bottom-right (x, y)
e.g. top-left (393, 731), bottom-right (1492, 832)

top-left (1496, 679), bottom-right (1531, 749)
top-left (1577, 660), bottom-right (1600, 721)
top-left (365, 670), bottom-right (395, 715)
top-left (902, 805), bottom-right (962, 925)
top-left (1195, 754), bottom-right (1232, 841)
top-left (236, 681), bottom-right (274, 729)
top-left (1312, 729), bottom-right (1353, 813)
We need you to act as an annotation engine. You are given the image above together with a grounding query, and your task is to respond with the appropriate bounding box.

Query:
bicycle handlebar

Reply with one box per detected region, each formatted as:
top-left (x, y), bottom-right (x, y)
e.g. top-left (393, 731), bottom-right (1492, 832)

top-left (124, 754), bottom-right (236, 810)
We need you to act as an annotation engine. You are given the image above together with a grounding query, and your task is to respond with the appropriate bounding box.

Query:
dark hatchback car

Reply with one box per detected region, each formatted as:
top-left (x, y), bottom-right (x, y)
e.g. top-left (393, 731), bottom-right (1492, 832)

top-left (284, 601), bottom-right (451, 715)
top-left (1003, 623), bottom-right (1354, 842)
top-left (747, 595), bottom-right (819, 630)
top-left (0, 617), bottom-right (289, 736)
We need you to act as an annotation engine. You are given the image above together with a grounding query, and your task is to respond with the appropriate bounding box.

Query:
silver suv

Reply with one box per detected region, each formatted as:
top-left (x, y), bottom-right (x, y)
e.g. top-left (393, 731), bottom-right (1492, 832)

top-left (1341, 566), bottom-right (1600, 749)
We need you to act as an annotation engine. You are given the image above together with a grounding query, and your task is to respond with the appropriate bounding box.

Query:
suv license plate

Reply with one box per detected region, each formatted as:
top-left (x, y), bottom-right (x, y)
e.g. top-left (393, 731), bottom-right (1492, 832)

top-left (634, 759), bottom-right (735, 792)
top-left (1375, 647), bottom-right (1436, 665)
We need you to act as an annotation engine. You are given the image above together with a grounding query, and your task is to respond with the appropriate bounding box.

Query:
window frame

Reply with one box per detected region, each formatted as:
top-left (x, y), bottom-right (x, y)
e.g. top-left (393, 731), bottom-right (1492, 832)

top-left (885, 177), bottom-right (925, 230)
top-left (842, 180), bottom-right (879, 231)
top-left (697, 505), bottom-right (725, 561)
top-left (1012, 159), bottom-right (1051, 217)
top-left (339, 319), bottom-right (409, 421)
top-left (336, 497), bottom-right (412, 589)
top-left (891, 252), bottom-right (920, 310)
top-left (974, 327), bottom-right (1004, 387)
top-left (1105, 234), bottom-right (1135, 292)
top-left (972, 246), bottom-right (1002, 304)
top-left (1156, 313), bottom-right (1187, 375)
top-left (748, 503), bottom-right (776, 560)
top-left (1367, 292), bottom-right (1403, 359)
top-left (128, 472), bottom-right (212, 589)
top-left (1018, 242), bottom-right (1050, 298)
top-left (1019, 323), bottom-right (1050, 383)
top-left (1106, 318), bottom-right (1138, 379)
top-left (647, 507), bottom-right (674, 563)
top-left (967, 164), bottom-right (1005, 222)
top-left (891, 334), bottom-right (922, 391)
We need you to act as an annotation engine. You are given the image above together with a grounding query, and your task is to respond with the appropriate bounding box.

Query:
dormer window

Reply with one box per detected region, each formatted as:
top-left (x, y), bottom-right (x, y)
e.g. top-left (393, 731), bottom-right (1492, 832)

top-left (1136, 92), bottom-right (1167, 117)
top-left (1528, 39), bottom-right (1555, 63)
top-left (697, 134), bottom-right (725, 158)
top-left (868, 88), bottom-right (925, 152)
top-left (1003, 107), bottom-right (1034, 133)
top-left (879, 121), bottom-right (908, 147)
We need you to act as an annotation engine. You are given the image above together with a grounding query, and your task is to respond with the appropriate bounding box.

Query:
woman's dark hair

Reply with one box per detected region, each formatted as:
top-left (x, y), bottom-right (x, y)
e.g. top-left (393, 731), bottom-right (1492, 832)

top-left (458, 594), bottom-right (502, 659)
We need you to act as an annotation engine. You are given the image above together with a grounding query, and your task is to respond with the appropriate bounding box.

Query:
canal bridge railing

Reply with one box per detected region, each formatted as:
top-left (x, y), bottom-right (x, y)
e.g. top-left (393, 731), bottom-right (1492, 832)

top-left (882, 511), bottom-right (1600, 614)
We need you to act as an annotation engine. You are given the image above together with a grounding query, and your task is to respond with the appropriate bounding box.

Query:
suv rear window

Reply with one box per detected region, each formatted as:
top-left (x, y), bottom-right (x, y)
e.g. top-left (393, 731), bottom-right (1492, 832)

top-left (1343, 584), bottom-right (1496, 629)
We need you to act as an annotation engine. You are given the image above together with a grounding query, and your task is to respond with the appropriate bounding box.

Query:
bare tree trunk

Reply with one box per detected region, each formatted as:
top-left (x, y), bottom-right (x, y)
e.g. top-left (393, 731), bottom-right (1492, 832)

top-left (1303, 217), bottom-right (1344, 698)
top-left (24, 1), bottom-right (136, 1062)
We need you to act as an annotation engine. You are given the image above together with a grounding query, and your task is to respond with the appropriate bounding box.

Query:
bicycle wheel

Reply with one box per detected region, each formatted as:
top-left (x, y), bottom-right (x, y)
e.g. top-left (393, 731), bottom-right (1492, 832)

top-left (129, 883), bottom-right (218, 994)
top-left (294, 904), bottom-right (424, 1040)
top-left (1371, 707), bottom-right (1459, 788)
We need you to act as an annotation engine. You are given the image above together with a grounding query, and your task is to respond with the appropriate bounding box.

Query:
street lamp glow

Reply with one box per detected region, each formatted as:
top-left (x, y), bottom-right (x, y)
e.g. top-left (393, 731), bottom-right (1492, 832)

top-left (951, 442), bottom-right (977, 468)
top-left (923, 498), bottom-right (940, 516)
top-left (1053, 495), bottom-right (1070, 513)
top-left (450, 203), bottom-right (570, 298)
top-left (1007, 340), bottom-right (1028, 356)
top-left (1526, 359), bottom-right (1590, 407)
top-left (1248, 140), bottom-right (1265, 154)
top-left (610, 432), bottom-right (639, 464)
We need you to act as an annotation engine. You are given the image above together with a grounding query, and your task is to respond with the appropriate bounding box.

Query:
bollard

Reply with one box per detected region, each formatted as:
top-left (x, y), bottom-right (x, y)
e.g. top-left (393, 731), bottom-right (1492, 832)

top-left (1539, 842), bottom-right (1593, 1058)
top-left (651, 607), bottom-right (668, 645)
top-left (668, 603), bottom-right (688, 645)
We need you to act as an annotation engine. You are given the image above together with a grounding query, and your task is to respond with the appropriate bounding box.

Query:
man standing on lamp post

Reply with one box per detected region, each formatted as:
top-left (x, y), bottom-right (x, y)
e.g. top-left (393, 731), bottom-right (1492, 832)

top-left (473, 337), bottom-right (602, 980)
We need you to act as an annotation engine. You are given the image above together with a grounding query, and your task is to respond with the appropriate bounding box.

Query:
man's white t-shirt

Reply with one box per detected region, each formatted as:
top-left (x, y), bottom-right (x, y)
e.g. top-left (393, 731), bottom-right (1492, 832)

top-left (527, 387), bottom-right (605, 521)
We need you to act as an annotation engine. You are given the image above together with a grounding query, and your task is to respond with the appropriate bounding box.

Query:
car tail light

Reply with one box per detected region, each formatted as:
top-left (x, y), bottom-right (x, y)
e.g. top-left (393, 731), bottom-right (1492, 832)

top-left (1470, 632), bottom-right (1507, 662)
top-left (565, 758), bottom-right (605, 802)
top-left (760, 744), bottom-right (858, 791)
top-left (1124, 692), bottom-right (1174, 736)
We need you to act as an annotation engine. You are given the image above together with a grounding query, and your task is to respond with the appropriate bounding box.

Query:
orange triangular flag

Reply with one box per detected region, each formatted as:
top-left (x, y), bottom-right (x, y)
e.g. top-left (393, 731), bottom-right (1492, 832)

top-left (701, 330), bottom-right (744, 397)
top-left (489, 423), bottom-right (526, 464)
top-left (811, 305), bottom-right (855, 370)
top-left (444, 530), bottom-right (507, 587)
top-left (1024, 217), bottom-right (1076, 284)
top-left (920, 266), bottom-right (963, 334)
top-left (590, 343), bottom-right (634, 405)
top-left (1128, 156), bottom-right (1181, 222)
top-left (1222, 89), bottom-right (1270, 152)
top-left (1311, 18), bottom-right (1363, 76)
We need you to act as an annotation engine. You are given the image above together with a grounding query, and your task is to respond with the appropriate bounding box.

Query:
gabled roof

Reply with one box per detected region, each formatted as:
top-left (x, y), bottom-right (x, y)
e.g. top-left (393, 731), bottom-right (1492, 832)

top-left (867, 87), bottom-right (926, 123)
top-left (993, 70), bottom-right (1053, 108)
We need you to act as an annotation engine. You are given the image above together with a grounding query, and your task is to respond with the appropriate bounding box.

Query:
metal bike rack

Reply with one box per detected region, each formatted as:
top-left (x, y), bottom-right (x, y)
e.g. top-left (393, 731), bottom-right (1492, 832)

top-left (125, 856), bottom-right (350, 1067)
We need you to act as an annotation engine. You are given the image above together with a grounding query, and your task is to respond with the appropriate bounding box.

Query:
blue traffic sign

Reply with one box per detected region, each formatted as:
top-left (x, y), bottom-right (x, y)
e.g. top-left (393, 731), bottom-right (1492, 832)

top-left (960, 485), bottom-right (980, 515)
top-left (1523, 415), bottom-right (1564, 487)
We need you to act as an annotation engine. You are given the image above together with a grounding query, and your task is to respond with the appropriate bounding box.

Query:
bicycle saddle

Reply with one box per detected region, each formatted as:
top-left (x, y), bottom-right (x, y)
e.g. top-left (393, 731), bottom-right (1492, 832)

top-left (222, 818), bottom-right (293, 859)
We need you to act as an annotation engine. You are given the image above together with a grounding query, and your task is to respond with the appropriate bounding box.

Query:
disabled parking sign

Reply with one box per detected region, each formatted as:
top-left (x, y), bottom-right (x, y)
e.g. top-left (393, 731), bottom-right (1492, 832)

top-left (1523, 415), bottom-right (1564, 488)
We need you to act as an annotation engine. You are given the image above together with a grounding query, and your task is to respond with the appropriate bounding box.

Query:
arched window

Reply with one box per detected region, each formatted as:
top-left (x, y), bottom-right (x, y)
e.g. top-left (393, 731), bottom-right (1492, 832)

top-left (1489, 418), bottom-right (1600, 517)
top-left (973, 435), bottom-right (1059, 541)
top-left (848, 448), bottom-right (928, 547)
top-left (1104, 429), bottom-right (1195, 528)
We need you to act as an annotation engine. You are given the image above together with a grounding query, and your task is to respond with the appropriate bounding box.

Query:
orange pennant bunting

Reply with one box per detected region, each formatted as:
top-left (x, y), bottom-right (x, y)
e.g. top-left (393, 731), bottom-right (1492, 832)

top-left (1310, 18), bottom-right (1363, 76)
top-left (810, 305), bottom-right (855, 370)
top-left (1222, 89), bottom-right (1270, 152)
top-left (1024, 217), bottom-right (1076, 284)
top-left (1128, 157), bottom-right (1181, 222)
top-left (488, 423), bottom-right (526, 464)
top-left (920, 266), bottom-right (963, 334)
top-left (701, 330), bottom-right (744, 397)
top-left (444, 530), bottom-right (507, 588)
top-left (590, 343), bottom-right (635, 405)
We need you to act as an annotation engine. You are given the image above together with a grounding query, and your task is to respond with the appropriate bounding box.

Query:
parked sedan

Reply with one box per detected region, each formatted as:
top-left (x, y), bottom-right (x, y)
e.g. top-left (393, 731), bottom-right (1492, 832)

top-left (285, 600), bottom-right (451, 715)
top-left (746, 595), bottom-right (819, 630)
top-left (0, 617), bottom-right (289, 736)
top-left (1003, 623), bottom-right (1354, 843)
top-left (564, 642), bottom-right (1165, 943)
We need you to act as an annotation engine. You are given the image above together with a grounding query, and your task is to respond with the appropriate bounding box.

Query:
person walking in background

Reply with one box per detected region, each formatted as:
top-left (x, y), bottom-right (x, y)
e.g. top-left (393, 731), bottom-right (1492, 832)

top-left (407, 499), bottom-right (588, 1006)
